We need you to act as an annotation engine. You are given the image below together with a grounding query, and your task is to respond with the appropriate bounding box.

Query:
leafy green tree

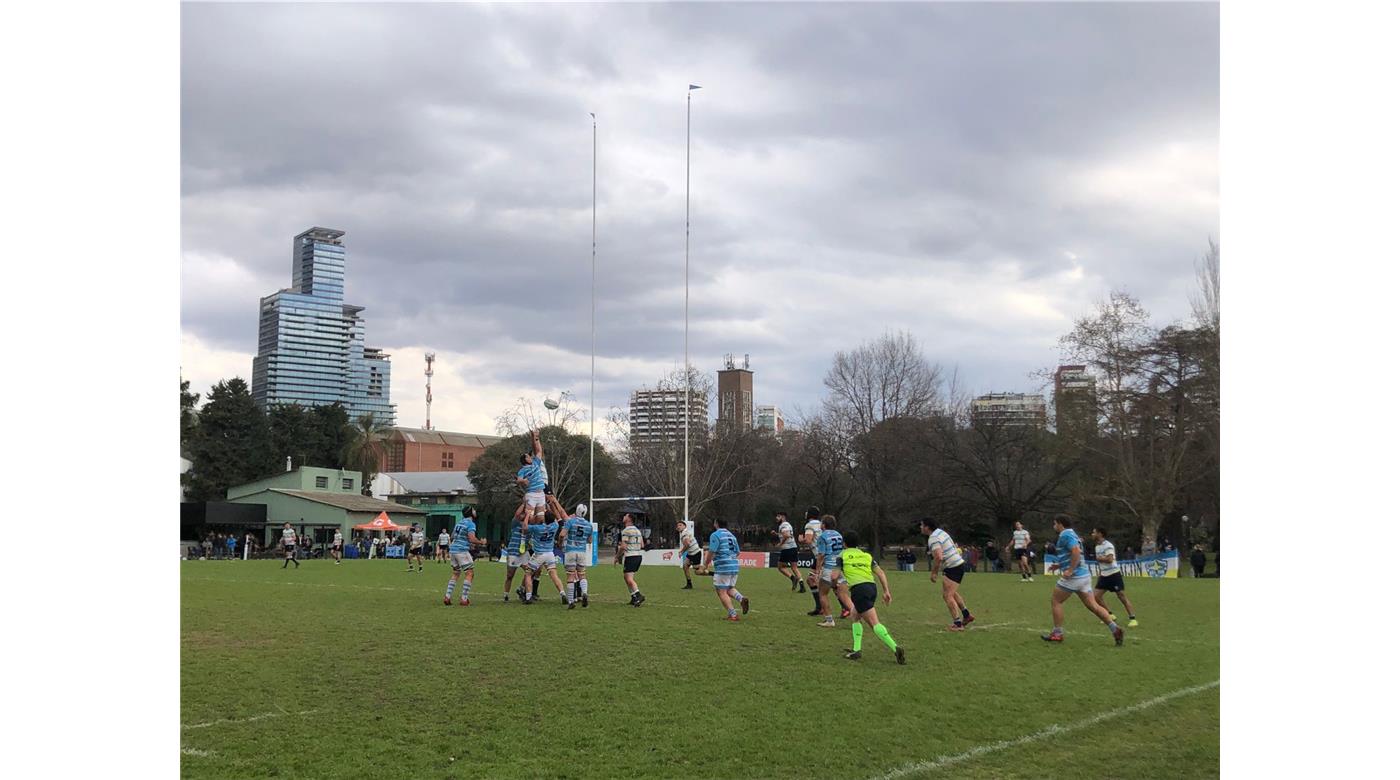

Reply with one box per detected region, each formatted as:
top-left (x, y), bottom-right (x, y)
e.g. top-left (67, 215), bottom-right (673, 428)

top-left (344, 413), bottom-right (390, 495)
top-left (180, 377), bottom-right (200, 457)
top-left (309, 403), bottom-right (353, 469)
top-left (267, 403), bottom-right (313, 469)
top-left (185, 378), bottom-right (277, 502)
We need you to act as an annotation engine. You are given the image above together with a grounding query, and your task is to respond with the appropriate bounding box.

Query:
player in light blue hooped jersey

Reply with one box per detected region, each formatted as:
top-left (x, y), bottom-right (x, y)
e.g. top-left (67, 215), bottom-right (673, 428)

top-left (501, 504), bottom-right (531, 602)
top-left (444, 507), bottom-right (487, 606)
top-left (514, 429), bottom-right (550, 524)
top-left (522, 508), bottom-right (567, 605)
top-left (1042, 514), bottom-right (1123, 646)
top-left (814, 515), bottom-right (856, 628)
top-left (704, 519), bottom-right (750, 621)
top-left (547, 494), bottom-right (592, 609)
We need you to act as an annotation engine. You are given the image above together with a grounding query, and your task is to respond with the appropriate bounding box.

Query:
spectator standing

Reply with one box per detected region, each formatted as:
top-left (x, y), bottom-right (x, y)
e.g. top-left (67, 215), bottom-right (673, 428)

top-left (201, 534), bottom-right (214, 560)
top-left (984, 540), bottom-right (1000, 572)
top-left (1190, 545), bottom-right (1207, 578)
top-left (1142, 537), bottom-right (1158, 557)
top-left (225, 534), bottom-right (236, 560)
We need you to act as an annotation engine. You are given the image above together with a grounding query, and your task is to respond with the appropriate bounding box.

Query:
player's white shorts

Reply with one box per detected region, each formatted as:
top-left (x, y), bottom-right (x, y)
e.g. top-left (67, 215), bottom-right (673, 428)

top-left (524, 491), bottom-right (546, 509)
top-left (564, 551), bottom-right (588, 571)
top-left (450, 551), bottom-right (474, 571)
top-left (507, 553), bottom-right (527, 570)
top-left (1055, 573), bottom-right (1093, 593)
top-left (713, 572), bottom-right (739, 590)
top-left (529, 551), bottom-right (558, 570)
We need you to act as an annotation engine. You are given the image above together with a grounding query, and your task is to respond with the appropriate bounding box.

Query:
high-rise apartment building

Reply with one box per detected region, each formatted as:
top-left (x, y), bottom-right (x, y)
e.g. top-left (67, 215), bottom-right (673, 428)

top-left (971, 392), bottom-right (1048, 428)
top-left (252, 227), bottom-right (396, 424)
top-left (629, 388), bottom-right (708, 447)
top-left (755, 405), bottom-right (785, 435)
top-left (717, 354), bottom-right (754, 433)
top-left (1053, 364), bottom-right (1097, 438)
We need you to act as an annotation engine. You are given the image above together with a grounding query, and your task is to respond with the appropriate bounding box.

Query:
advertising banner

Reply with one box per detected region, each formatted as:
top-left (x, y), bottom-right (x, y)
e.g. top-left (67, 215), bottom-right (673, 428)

top-left (1043, 551), bottom-right (1179, 579)
top-left (769, 551), bottom-right (818, 569)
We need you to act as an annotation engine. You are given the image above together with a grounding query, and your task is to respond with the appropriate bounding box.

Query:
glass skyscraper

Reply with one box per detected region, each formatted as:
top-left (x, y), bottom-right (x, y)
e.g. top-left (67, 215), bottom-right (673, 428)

top-left (251, 227), bottom-right (396, 424)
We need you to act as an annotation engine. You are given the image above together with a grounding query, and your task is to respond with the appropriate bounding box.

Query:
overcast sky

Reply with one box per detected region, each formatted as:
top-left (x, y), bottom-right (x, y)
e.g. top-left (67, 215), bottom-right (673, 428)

top-left (181, 2), bottom-right (1218, 435)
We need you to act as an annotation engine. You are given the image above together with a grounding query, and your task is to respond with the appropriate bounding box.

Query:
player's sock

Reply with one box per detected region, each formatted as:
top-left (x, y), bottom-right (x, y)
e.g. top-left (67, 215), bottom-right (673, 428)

top-left (1051, 626), bottom-right (1064, 636)
top-left (811, 591), bottom-right (821, 610)
top-left (954, 618), bottom-right (963, 627)
top-left (961, 607), bottom-right (971, 620)
top-left (445, 580), bottom-right (456, 599)
top-left (728, 608), bottom-right (737, 618)
top-left (733, 590), bottom-right (745, 603)
top-left (1107, 621), bottom-right (1119, 633)
top-left (852, 622), bottom-right (864, 652)
top-left (461, 579), bottom-right (472, 600)
top-left (532, 580), bottom-right (540, 598)
top-left (580, 578), bottom-right (589, 597)
top-left (565, 582), bottom-right (575, 604)
top-left (873, 623), bottom-right (897, 652)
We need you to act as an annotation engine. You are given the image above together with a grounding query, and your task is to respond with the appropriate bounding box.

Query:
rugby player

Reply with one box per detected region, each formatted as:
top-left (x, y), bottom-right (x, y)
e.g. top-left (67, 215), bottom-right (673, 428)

top-left (920, 518), bottom-right (976, 631)
top-left (677, 520), bottom-right (702, 589)
top-left (838, 531), bottom-right (904, 664)
top-left (618, 513), bottom-right (646, 607)
top-left (514, 429), bottom-right (549, 524)
top-left (773, 511), bottom-right (804, 592)
top-left (330, 528), bottom-right (344, 565)
top-left (407, 523), bottom-right (427, 572)
top-left (1042, 514), bottom-right (1124, 645)
top-left (802, 506), bottom-right (824, 614)
top-left (443, 508), bottom-right (487, 606)
top-left (523, 509), bottom-right (567, 605)
top-left (551, 495), bottom-right (592, 608)
top-left (436, 527), bottom-right (451, 563)
top-left (814, 515), bottom-right (856, 628)
top-left (1091, 527), bottom-right (1139, 627)
top-left (704, 518), bottom-right (750, 621)
top-left (280, 523), bottom-right (299, 569)
top-left (1009, 520), bottom-right (1033, 581)
top-left (502, 504), bottom-right (530, 602)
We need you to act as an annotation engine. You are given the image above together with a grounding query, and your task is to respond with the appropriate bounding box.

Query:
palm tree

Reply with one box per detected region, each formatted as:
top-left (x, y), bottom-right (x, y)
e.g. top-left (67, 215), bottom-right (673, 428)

top-left (345, 413), bottom-right (391, 495)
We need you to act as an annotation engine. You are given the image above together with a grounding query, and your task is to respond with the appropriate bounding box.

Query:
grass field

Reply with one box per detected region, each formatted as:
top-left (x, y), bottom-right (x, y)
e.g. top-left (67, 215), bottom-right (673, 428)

top-left (181, 557), bottom-right (1218, 779)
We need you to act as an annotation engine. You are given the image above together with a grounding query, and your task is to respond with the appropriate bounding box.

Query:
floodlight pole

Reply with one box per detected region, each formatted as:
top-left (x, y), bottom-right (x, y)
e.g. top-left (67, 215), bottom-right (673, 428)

top-left (589, 112), bottom-right (597, 527)
top-left (684, 85), bottom-right (700, 527)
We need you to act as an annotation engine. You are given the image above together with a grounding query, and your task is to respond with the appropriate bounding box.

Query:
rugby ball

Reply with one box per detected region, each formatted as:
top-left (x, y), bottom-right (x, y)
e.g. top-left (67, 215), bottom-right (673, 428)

top-left (543, 399), bottom-right (560, 410)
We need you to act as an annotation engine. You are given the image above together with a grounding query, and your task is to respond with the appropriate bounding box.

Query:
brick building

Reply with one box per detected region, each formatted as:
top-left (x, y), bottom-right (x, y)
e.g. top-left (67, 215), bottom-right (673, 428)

top-left (377, 427), bottom-right (503, 473)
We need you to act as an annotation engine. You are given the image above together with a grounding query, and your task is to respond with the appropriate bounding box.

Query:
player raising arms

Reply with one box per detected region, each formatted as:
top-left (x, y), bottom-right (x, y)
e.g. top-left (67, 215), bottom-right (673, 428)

top-left (838, 531), bottom-right (904, 664)
top-left (501, 504), bottom-right (530, 602)
top-left (522, 508), bottom-right (567, 605)
top-left (1091, 527), bottom-right (1139, 627)
top-left (1009, 520), bottom-right (1033, 582)
top-left (704, 518), bottom-right (750, 621)
top-left (617, 512), bottom-right (646, 607)
top-left (551, 495), bottom-right (592, 609)
top-left (443, 507), bottom-right (488, 606)
top-left (773, 511), bottom-right (804, 592)
top-left (815, 514), bottom-right (856, 628)
top-left (920, 518), bottom-right (976, 631)
top-left (1042, 514), bottom-right (1124, 646)
top-left (514, 429), bottom-right (549, 524)
top-left (677, 520), bottom-right (703, 589)
top-left (802, 506), bottom-right (825, 615)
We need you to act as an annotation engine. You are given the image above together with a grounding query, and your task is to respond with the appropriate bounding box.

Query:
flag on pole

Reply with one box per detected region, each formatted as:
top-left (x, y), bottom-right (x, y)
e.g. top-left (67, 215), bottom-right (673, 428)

top-left (689, 84), bottom-right (702, 90)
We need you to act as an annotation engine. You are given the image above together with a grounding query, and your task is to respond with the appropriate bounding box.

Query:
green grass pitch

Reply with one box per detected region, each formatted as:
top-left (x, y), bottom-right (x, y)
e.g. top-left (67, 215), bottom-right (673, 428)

top-left (181, 558), bottom-right (1218, 778)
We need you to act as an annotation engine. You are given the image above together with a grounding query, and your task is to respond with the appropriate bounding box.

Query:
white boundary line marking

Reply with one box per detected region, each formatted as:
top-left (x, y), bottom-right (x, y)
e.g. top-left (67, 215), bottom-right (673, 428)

top-left (182, 709), bottom-right (318, 731)
top-left (977, 623), bottom-right (1215, 646)
top-left (181, 747), bottom-right (216, 757)
top-left (869, 680), bottom-right (1220, 779)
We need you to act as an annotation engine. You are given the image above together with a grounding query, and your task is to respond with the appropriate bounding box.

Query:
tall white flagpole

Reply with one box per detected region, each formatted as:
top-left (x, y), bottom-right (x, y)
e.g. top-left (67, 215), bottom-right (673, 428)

top-left (589, 112), bottom-right (597, 528)
top-left (684, 84), bottom-right (700, 526)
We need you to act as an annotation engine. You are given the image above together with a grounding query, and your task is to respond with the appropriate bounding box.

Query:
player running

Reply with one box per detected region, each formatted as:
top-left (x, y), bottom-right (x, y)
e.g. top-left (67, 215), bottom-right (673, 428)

top-left (523, 509), bottom-right (567, 605)
top-left (1091, 527), bottom-right (1139, 627)
top-left (436, 528), bottom-right (450, 563)
top-left (443, 508), bottom-right (488, 606)
top-left (280, 523), bottom-right (299, 569)
top-left (502, 504), bottom-right (530, 602)
top-left (618, 513), bottom-right (646, 607)
top-left (677, 520), bottom-right (703, 589)
top-left (407, 523), bottom-right (427, 572)
top-left (920, 518), bottom-right (976, 631)
top-left (1009, 520), bottom-right (1033, 581)
top-left (1042, 514), bottom-right (1125, 646)
top-left (704, 518), bottom-right (750, 621)
top-left (773, 511), bottom-right (805, 592)
top-left (330, 528), bottom-right (344, 565)
top-left (551, 495), bottom-right (592, 608)
top-left (802, 506), bottom-right (825, 615)
top-left (838, 531), bottom-right (905, 664)
top-left (514, 429), bottom-right (549, 523)
top-left (814, 515), bottom-right (856, 628)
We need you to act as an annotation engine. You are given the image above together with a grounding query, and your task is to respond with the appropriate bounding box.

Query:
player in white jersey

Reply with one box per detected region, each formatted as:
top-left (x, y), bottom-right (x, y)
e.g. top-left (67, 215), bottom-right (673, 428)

top-left (407, 523), bottom-right (427, 572)
top-left (1008, 520), bottom-right (1033, 581)
top-left (436, 529), bottom-right (450, 563)
top-left (676, 520), bottom-right (703, 589)
top-left (772, 511), bottom-right (805, 592)
top-left (801, 506), bottom-right (825, 615)
top-left (1091, 527), bottom-right (1138, 627)
top-left (921, 518), bottom-right (976, 631)
top-left (330, 529), bottom-right (344, 565)
top-left (279, 523), bottom-right (300, 569)
top-left (617, 513), bottom-right (646, 607)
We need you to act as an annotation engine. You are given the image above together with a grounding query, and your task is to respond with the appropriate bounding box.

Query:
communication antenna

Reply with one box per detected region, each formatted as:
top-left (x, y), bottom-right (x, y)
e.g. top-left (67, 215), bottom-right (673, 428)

top-left (424, 352), bottom-right (435, 430)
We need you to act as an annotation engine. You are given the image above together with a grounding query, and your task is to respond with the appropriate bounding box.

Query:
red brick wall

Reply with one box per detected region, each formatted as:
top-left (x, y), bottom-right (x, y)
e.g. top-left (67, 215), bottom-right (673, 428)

top-left (378, 441), bottom-right (488, 473)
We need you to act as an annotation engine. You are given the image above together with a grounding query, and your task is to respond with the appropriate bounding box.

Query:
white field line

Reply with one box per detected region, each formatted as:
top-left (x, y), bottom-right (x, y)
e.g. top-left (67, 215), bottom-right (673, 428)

top-left (869, 680), bottom-right (1220, 780)
top-left (181, 747), bottom-right (216, 757)
top-left (182, 709), bottom-right (318, 731)
top-left (976, 623), bottom-right (1216, 646)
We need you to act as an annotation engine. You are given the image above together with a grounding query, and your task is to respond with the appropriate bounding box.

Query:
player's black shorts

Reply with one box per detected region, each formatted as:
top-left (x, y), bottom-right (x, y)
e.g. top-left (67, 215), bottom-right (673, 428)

top-left (850, 582), bottom-right (878, 614)
top-left (779, 547), bottom-right (799, 564)
top-left (410, 546), bottom-right (423, 556)
top-left (1096, 572), bottom-right (1126, 593)
top-left (282, 543), bottom-right (295, 554)
top-left (687, 552), bottom-right (702, 566)
top-left (1015, 548), bottom-right (1030, 560)
top-left (623, 555), bottom-right (642, 573)
top-left (943, 564), bottom-right (966, 583)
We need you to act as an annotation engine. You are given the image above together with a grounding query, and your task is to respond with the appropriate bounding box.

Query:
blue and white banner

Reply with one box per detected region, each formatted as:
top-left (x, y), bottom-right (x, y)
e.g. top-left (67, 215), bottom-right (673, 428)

top-left (1044, 551), bottom-right (1179, 579)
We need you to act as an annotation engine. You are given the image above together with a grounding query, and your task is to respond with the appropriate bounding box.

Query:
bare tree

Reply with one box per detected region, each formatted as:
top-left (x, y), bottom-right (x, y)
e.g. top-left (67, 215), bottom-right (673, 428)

top-left (494, 391), bottom-right (586, 436)
top-left (1190, 237), bottom-right (1220, 333)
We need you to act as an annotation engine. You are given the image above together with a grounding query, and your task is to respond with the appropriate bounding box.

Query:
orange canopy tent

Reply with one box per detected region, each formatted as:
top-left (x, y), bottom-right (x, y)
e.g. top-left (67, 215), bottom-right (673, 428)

top-left (352, 512), bottom-right (403, 532)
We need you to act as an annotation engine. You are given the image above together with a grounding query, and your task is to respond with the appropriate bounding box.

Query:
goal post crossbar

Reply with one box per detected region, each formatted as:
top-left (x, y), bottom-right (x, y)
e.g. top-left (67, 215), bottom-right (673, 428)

top-left (590, 495), bottom-right (686, 503)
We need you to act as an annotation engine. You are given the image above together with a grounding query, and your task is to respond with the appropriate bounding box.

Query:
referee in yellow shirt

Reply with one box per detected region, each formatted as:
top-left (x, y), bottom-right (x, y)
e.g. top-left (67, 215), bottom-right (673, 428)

top-left (839, 531), bottom-right (905, 664)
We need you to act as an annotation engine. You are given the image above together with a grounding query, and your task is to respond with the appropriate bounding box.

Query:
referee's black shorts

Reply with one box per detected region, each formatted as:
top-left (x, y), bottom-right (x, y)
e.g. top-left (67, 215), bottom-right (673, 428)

top-left (850, 582), bottom-right (878, 614)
